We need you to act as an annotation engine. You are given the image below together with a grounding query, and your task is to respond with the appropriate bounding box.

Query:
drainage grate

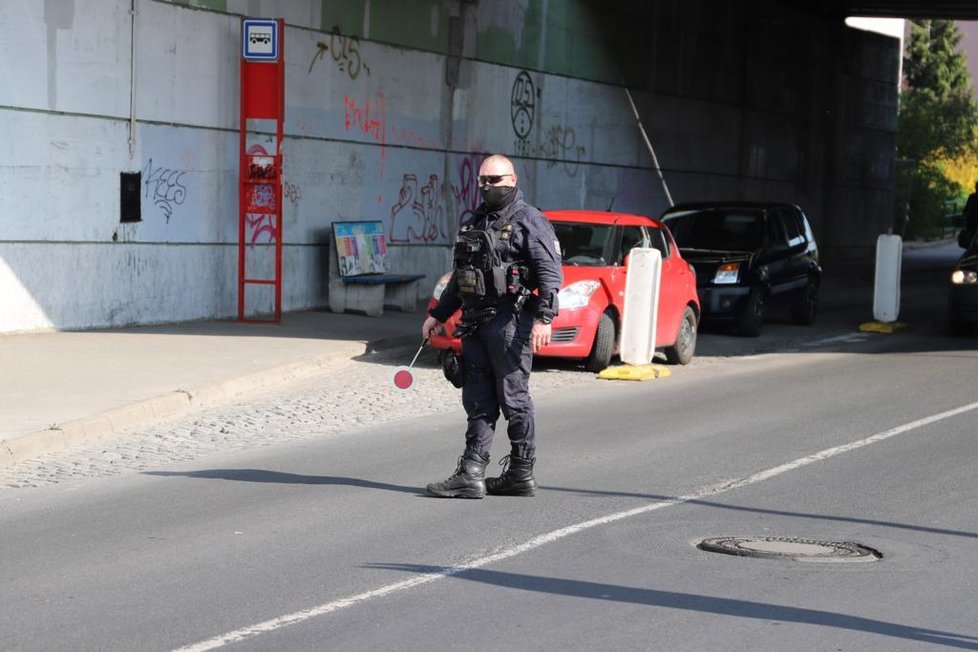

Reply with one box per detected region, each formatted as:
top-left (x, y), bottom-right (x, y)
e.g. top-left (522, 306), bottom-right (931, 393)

top-left (697, 536), bottom-right (882, 563)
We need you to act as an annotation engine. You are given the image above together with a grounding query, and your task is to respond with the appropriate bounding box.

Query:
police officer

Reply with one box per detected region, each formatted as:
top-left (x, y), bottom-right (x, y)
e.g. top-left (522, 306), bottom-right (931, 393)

top-left (422, 154), bottom-right (562, 498)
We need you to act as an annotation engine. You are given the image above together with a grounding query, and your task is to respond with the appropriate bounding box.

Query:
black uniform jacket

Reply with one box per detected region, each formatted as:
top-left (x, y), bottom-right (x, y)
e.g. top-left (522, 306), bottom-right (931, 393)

top-left (430, 189), bottom-right (562, 324)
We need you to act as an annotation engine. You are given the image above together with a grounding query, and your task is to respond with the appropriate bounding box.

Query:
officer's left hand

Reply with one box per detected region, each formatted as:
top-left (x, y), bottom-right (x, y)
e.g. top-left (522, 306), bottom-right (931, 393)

top-left (531, 320), bottom-right (552, 353)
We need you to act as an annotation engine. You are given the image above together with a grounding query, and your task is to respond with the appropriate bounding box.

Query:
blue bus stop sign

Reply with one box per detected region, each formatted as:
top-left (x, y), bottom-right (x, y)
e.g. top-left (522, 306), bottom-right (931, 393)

top-left (242, 19), bottom-right (279, 61)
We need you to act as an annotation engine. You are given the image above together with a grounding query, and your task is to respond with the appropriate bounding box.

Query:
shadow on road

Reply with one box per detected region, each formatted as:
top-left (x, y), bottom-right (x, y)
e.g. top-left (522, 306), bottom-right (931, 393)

top-left (143, 468), bottom-right (423, 494)
top-left (364, 564), bottom-right (978, 649)
top-left (539, 486), bottom-right (978, 541)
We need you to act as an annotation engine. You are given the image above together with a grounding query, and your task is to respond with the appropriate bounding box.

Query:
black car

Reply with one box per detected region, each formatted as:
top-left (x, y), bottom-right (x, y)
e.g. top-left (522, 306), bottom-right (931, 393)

top-left (949, 227), bottom-right (978, 335)
top-left (661, 202), bottom-right (821, 336)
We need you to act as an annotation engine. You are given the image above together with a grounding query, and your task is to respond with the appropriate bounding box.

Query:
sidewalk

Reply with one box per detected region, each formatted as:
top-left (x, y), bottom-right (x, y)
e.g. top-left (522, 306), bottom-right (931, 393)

top-left (0, 308), bottom-right (424, 468)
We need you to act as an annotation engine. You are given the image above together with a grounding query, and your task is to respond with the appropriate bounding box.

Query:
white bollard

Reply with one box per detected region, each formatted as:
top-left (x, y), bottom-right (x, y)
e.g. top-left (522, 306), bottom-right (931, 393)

top-left (619, 248), bottom-right (662, 365)
top-left (873, 233), bottom-right (902, 323)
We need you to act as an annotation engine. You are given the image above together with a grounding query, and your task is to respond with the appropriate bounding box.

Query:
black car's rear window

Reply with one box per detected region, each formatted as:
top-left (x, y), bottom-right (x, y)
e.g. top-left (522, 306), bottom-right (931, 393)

top-left (664, 209), bottom-right (764, 251)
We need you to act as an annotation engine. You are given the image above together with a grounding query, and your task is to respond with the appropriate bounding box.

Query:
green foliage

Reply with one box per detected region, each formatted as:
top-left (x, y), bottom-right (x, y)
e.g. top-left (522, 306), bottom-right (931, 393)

top-left (899, 91), bottom-right (977, 161)
top-left (897, 20), bottom-right (978, 237)
top-left (935, 128), bottom-right (978, 192)
top-left (900, 162), bottom-right (965, 239)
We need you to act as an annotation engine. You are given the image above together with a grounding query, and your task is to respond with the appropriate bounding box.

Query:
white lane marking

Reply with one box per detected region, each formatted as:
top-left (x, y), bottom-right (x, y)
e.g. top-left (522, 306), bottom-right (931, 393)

top-left (782, 333), bottom-right (871, 352)
top-left (798, 333), bottom-right (870, 348)
top-left (173, 400), bottom-right (978, 652)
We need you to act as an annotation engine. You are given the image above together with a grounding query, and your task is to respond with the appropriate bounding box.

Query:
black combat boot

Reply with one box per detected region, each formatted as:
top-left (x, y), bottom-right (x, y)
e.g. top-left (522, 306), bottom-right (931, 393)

top-left (426, 452), bottom-right (489, 498)
top-left (485, 454), bottom-right (536, 496)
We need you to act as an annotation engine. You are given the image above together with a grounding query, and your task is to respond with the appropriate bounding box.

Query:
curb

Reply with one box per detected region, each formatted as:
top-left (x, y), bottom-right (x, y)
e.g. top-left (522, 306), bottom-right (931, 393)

top-left (363, 333), bottom-right (422, 353)
top-left (0, 340), bottom-right (370, 469)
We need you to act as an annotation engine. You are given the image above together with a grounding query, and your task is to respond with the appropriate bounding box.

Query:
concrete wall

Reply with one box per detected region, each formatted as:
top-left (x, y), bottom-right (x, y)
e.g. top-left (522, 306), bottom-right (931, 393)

top-left (0, 0), bottom-right (899, 333)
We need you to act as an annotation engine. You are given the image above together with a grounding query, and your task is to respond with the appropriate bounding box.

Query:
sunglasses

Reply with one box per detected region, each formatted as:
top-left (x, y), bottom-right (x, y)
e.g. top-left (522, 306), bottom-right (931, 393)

top-left (477, 174), bottom-right (513, 186)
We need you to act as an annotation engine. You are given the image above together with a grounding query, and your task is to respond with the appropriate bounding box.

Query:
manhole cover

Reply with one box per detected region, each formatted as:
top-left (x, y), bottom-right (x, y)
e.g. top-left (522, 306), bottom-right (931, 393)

top-left (697, 536), bottom-right (882, 563)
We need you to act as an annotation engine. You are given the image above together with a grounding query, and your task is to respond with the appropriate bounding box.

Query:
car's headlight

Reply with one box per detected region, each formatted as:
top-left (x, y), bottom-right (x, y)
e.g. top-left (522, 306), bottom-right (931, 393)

top-left (713, 262), bottom-right (740, 284)
top-left (432, 272), bottom-right (452, 299)
top-left (951, 269), bottom-right (978, 285)
top-left (558, 280), bottom-right (601, 310)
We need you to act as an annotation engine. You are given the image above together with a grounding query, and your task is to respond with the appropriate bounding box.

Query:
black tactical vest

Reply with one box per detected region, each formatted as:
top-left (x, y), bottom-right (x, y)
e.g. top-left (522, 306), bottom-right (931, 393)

top-left (453, 225), bottom-right (508, 299)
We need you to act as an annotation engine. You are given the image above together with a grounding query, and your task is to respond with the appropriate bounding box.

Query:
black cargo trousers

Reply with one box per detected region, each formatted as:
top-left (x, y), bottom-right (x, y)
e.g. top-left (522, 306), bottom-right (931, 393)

top-left (460, 299), bottom-right (536, 461)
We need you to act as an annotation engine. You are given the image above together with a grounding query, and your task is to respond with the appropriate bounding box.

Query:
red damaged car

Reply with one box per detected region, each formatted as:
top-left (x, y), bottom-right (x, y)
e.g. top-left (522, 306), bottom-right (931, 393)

top-left (426, 209), bottom-right (700, 371)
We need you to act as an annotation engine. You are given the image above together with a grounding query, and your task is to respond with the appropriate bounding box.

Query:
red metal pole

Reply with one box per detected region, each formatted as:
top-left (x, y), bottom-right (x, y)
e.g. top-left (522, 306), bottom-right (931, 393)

top-left (237, 17), bottom-right (247, 321)
top-left (274, 18), bottom-right (284, 322)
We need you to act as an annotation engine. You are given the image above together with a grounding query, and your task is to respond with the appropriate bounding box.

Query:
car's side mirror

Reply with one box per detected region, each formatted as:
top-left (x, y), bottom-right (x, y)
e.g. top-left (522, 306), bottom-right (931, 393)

top-left (623, 252), bottom-right (630, 268)
top-left (958, 228), bottom-right (975, 249)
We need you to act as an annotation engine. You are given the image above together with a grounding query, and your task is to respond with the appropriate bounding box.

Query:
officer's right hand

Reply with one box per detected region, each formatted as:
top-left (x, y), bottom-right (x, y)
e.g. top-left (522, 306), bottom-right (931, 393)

top-left (531, 320), bottom-right (552, 352)
top-left (422, 315), bottom-right (441, 341)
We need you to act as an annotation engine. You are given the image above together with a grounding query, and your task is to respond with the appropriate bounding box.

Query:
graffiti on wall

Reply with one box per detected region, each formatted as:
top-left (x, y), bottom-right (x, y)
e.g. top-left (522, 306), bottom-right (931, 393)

top-left (246, 213), bottom-right (277, 245)
top-left (514, 123), bottom-right (586, 176)
top-left (390, 123), bottom-right (440, 150)
top-left (242, 144), bottom-right (279, 245)
top-left (344, 91), bottom-right (387, 176)
top-left (283, 181), bottom-right (301, 209)
top-left (244, 180), bottom-right (278, 245)
top-left (388, 153), bottom-right (484, 244)
top-left (511, 71), bottom-right (536, 140)
top-left (538, 124), bottom-right (585, 177)
top-left (343, 91), bottom-right (442, 178)
top-left (247, 184), bottom-right (276, 211)
top-left (142, 158), bottom-right (187, 223)
top-left (510, 70), bottom-right (587, 177)
top-left (248, 160), bottom-right (277, 180)
top-left (451, 153), bottom-right (484, 227)
top-left (389, 173), bottom-right (443, 243)
top-left (308, 27), bottom-right (370, 80)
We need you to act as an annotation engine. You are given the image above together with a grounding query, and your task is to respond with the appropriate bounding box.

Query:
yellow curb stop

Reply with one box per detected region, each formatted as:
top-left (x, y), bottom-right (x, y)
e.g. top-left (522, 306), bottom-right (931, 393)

top-left (597, 364), bottom-right (672, 381)
top-left (858, 321), bottom-right (908, 334)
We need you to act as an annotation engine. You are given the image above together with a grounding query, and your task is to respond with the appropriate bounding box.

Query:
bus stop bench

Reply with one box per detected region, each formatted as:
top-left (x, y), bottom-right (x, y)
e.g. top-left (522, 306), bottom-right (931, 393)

top-left (329, 273), bottom-right (426, 317)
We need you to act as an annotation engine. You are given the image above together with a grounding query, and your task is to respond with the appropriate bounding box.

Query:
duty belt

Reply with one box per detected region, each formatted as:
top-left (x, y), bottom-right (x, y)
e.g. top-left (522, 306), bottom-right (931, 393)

top-left (452, 306), bottom-right (497, 339)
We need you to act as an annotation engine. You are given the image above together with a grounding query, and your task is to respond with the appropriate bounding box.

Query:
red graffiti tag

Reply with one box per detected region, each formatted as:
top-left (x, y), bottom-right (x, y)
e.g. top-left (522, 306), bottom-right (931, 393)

top-left (343, 91), bottom-right (387, 176)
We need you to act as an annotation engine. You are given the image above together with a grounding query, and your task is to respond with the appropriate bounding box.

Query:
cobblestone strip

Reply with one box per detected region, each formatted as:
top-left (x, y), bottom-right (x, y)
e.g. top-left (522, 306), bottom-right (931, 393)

top-left (0, 347), bottom-right (602, 489)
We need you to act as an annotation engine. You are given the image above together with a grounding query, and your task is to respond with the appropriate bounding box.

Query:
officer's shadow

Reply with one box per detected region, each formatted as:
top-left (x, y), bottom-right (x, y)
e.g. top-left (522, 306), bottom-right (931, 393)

top-left (143, 468), bottom-right (423, 494)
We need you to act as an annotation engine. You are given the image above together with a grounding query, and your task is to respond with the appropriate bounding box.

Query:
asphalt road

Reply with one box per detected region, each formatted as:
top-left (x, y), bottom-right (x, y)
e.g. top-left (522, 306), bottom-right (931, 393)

top-left (2, 243), bottom-right (977, 651)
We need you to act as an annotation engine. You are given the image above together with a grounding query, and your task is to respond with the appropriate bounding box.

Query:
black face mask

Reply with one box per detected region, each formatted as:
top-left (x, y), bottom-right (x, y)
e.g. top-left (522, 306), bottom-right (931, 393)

top-left (481, 185), bottom-right (517, 211)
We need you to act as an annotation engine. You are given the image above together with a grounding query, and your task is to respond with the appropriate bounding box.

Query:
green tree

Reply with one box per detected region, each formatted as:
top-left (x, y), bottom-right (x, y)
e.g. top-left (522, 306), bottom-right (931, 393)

top-left (897, 20), bottom-right (978, 238)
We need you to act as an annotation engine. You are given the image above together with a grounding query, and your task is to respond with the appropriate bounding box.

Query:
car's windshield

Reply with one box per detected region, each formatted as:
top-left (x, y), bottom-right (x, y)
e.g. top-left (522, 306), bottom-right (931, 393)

top-left (553, 222), bottom-right (615, 266)
top-left (663, 209), bottom-right (764, 251)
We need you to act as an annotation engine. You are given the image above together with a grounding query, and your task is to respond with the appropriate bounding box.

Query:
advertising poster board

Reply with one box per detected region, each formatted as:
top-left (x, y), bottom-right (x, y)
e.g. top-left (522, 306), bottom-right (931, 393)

top-left (332, 221), bottom-right (389, 277)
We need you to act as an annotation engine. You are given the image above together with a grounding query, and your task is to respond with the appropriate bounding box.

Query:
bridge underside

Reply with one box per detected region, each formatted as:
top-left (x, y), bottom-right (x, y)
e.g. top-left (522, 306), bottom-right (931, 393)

top-left (784, 1), bottom-right (978, 19)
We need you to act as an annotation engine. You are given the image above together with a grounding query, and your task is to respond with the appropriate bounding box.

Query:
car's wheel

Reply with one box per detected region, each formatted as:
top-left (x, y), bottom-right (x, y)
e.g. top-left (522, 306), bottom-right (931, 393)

top-left (585, 312), bottom-right (615, 372)
top-left (791, 279), bottom-right (819, 325)
top-left (736, 287), bottom-right (764, 337)
top-left (664, 305), bottom-right (698, 365)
